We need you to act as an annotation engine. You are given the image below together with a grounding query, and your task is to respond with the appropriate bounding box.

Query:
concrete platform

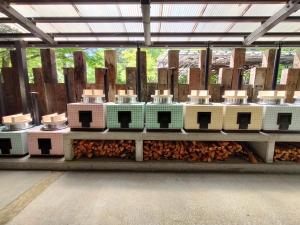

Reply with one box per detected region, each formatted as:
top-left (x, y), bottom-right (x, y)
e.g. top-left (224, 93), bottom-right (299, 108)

top-left (0, 156), bottom-right (299, 173)
top-left (0, 171), bottom-right (299, 225)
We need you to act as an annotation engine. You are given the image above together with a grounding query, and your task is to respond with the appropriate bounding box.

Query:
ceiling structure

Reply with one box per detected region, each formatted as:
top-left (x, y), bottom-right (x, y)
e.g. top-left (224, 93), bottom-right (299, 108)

top-left (0, 0), bottom-right (300, 47)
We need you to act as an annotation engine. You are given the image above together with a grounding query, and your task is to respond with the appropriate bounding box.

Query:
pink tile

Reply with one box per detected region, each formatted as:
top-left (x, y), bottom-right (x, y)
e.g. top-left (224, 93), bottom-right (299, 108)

top-left (67, 103), bottom-right (106, 128)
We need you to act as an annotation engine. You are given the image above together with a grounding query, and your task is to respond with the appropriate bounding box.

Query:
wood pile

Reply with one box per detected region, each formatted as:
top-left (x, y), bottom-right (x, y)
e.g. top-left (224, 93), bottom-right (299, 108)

top-left (274, 143), bottom-right (300, 162)
top-left (73, 140), bottom-right (135, 160)
top-left (143, 141), bottom-right (259, 163)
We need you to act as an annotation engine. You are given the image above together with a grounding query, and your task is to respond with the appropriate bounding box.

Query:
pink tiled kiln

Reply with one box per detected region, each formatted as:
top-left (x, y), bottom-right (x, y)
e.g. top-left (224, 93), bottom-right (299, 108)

top-left (67, 89), bottom-right (106, 130)
top-left (27, 113), bottom-right (69, 156)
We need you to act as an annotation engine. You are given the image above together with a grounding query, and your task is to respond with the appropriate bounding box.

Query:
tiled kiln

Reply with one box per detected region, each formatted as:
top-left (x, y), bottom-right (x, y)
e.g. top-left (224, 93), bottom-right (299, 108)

top-left (258, 91), bottom-right (300, 132)
top-left (222, 90), bottom-right (263, 132)
top-left (145, 90), bottom-right (183, 131)
top-left (0, 114), bottom-right (34, 155)
top-left (106, 90), bottom-right (144, 130)
top-left (27, 113), bottom-right (69, 156)
top-left (184, 90), bottom-right (223, 131)
top-left (67, 89), bottom-right (106, 130)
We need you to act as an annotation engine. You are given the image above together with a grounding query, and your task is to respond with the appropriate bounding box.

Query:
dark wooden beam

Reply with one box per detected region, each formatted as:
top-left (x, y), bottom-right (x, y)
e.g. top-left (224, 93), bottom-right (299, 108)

top-left (7, 0), bottom-right (288, 4)
top-left (10, 41), bottom-right (31, 113)
top-left (2, 16), bottom-right (300, 23)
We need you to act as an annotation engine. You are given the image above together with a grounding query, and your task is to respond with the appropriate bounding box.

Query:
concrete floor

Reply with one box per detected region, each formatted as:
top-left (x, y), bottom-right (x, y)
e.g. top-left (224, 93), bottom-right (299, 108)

top-left (0, 171), bottom-right (299, 225)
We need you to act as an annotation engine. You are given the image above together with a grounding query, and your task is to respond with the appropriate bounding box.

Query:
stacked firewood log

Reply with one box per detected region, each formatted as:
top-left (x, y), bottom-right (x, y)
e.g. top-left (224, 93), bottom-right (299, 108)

top-left (73, 140), bottom-right (135, 159)
top-left (274, 143), bottom-right (300, 162)
top-left (143, 141), bottom-right (259, 163)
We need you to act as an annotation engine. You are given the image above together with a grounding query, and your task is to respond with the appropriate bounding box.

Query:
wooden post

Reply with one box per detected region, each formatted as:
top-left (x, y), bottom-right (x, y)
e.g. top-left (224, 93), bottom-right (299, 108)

top-left (2, 67), bottom-right (22, 114)
top-left (40, 48), bottom-right (58, 113)
top-left (126, 67), bottom-right (137, 92)
top-left (188, 68), bottom-right (201, 91)
top-left (209, 84), bottom-right (221, 102)
top-left (73, 51), bottom-right (87, 102)
top-left (10, 41), bottom-right (31, 113)
top-left (95, 68), bottom-right (105, 90)
top-left (262, 49), bottom-right (276, 90)
top-left (280, 68), bottom-right (300, 102)
top-left (157, 68), bottom-right (168, 91)
top-left (199, 50), bottom-right (207, 89)
top-left (32, 68), bottom-right (47, 116)
top-left (178, 84), bottom-right (189, 102)
top-left (230, 48), bottom-right (246, 90)
top-left (0, 71), bottom-right (5, 118)
top-left (249, 67), bottom-right (267, 101)
top-left (138, 51), bottom-right (147, 102)
top-left (104, 50), bottom-right (117, 102)
top-left (63, 68), bottom-right (76, 103)
top-left (293, 51), bottom-right (300, 68)
top-left (218, 68), bottom-right (234, 90)
top-left (168, 50), bottom-right (179, 101)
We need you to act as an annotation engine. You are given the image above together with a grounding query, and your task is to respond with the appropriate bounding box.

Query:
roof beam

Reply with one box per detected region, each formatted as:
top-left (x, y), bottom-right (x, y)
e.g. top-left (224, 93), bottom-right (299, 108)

top-left (244, 0), bottom-right (300, 45)
top-left (2, 16), bottom-right (300, 23)
top-left (1, 32), bottom-right (300, 39)
top-left (7, 0), bottom-right (289, 4)
top-left (141, 0), bottom-right (151, 46)
top-left (1, 41), bottom-right (300, 48)
top-left (0, 32), bottom-right (297, 38)
top-left (0, 1), bottom-right (55, 44)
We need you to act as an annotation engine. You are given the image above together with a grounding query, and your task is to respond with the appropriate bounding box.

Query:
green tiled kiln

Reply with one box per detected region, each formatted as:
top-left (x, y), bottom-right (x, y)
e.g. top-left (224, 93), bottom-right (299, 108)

top-left (145, 90), bottom-right (183, 130)
top-left (106, 90), bottom-right (145, 130)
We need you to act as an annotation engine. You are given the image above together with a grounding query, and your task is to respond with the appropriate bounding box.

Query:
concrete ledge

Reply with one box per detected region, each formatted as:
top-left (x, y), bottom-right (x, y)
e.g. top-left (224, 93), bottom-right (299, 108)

top-left (0, 156), bottom-right (299, 174)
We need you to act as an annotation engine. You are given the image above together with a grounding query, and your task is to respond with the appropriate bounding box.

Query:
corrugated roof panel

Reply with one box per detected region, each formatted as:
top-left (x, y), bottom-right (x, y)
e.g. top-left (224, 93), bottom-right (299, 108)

top-left (269, 22), bottom-right (300, 32)
top-left (37, 23), bottom-right (60, 33)
top-left (151, 22), bottom-right (160, 33)
top-left (219, 37), bottom-right (244, 41)
top-left (23, 37), bottom-right (41, 41)
top-left (189, 37), bottom-right (219, 41)
top-left (88, 23), bottom-right (125, 32)
top-left (203, 4), bottom-right (249, 16)
top-left (230, 23), bottom-right (261, 32)
top-left (160, 22), bottom-right (195, 32)
top-left (156, 37), bottom-right (189, 42)
top-left (75, 4), bottom-right (119, 17)
top-left (128, 37), bottom-right (144, 41)
top-left (150, 4), bottom-right (161, 17)
top-left (12, 4), bottom-right (78, 17)
top-left (257, 37), bottom-right (283, 41)
top-left (0, 12), bottom-right (7, 17)
top-left (1, 23), bottom-right (29, 33)
top-left (124, 23), bottom-right (143, 32)
top-left (45, 23), bottom-right (91, 33)
top-left (244, 4), bottom-right (285, 16)
top-left (119, 4), bottom-right (141, 16)
top-left (283, 37), bottom-right (300, 41)
top-left (55, 37), bottom-right (98, 41)
top-left (195, 22), bottom-right (232, 32)
top-left (98, 37), bottom-right (129, 41)
top-left (160, 4), bottom-right (206, 17)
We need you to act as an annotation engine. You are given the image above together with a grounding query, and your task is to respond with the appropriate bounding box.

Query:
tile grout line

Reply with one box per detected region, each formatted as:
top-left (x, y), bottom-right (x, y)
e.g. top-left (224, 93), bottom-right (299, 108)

top-left (0, 172), bottom-right (63, 225)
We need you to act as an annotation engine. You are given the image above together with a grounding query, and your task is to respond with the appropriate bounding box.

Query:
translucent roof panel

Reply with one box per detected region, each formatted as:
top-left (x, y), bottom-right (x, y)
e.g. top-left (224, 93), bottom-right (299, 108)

top-left (0, 23), bottom-right (29, 33)
top-left (151, 4), bottom-right (206, 17)
top-left (244, 4), bottom-right (285, 16)
top-left (230, 23), bottom-right (261, 32)
top-left (55, 37), bottom-right (98, 41)
top-left (74, 4), bottom-right (120, 17)
top-left (195, 23), bottom-right (232, 32)
top-left (152, 37), bottom-right (189, 42)
top-left (38, 23), bottom-right (91, 33)
top-left (189, 37), bottom-right (220, 42)
top-left (219, 37), bottom-right (244, 41)
top-left (88, 23), bottom-right (126, 33)
top-left (269, 22), bottom-right (300, 32)
top-left (203, 4), bottom-right (250, 17)
top-left (257, 37), bottom-right (284, 42)
top-left (159, 23), bottom-right (195, 32)
top-left (124, 23), bottom-right (143, 32)
top-left (12, 4), bottom-right (78, 17)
